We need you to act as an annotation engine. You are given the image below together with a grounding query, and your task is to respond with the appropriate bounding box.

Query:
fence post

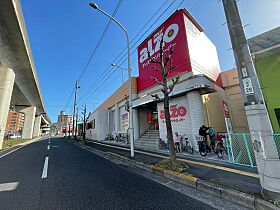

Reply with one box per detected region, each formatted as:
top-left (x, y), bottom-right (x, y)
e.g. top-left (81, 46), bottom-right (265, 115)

top-left (243, 133), bottom-right (254, 168)
top-left (227, 134), bottom-right (235, 163)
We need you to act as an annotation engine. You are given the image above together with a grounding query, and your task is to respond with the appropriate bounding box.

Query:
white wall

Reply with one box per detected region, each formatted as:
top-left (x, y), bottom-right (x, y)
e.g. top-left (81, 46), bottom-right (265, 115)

top-left (184, 16), bottom-right (220, 81)
top-left (157, 92), bottom-right (205, 151)
top-left (86, 109), bottom-right (109, 141)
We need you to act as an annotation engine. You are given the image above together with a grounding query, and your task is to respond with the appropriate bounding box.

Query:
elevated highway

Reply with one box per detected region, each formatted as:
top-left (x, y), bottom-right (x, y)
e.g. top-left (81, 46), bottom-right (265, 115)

top-left (0, 0), bottom-right (50, 148)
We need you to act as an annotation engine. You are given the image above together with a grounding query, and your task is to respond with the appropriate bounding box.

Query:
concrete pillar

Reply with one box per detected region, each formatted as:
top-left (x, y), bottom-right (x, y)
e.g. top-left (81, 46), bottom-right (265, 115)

top-left (20, 106), bottom-right (36, 139)
top-left (133, 109), bottom-right (139, 140)
top-left (33, 115), bottom-right (42, 138)
top-left (0, 66), bottom-right (15, 149)
top-left (186, 91), bottom-right (205, 151)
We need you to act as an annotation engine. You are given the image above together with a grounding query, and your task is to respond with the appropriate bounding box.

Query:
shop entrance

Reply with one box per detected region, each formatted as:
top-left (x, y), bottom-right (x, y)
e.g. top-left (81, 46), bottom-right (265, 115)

top-left (138, 102), bottom-right (159, 135)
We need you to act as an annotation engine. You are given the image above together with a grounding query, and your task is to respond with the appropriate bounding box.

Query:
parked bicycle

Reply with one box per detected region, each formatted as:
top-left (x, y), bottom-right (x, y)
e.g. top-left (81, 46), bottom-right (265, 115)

top-left (197, 138), bottom-right (211, 156)
top-left (104, 134), bottom-right (115, 141)
top-left (214, 137), bottom-right (228, 158)
top-left (180, 136), bottom-right (194, 154)
top-left (115, 133), bottom-right (128, 144)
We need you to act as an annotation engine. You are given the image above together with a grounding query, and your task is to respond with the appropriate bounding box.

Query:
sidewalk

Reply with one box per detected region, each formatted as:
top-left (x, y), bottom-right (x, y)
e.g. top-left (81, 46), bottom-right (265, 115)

top-left (82, 139), bottom-right (261, 196)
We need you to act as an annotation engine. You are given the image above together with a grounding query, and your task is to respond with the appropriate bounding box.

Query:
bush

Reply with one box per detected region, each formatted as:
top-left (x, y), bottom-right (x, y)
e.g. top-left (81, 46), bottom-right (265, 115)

top-left (155, 158), bottom-right (189, 172)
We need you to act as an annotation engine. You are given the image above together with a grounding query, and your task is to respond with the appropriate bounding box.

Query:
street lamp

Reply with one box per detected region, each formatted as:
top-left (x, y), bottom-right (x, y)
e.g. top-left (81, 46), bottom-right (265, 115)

top-left (111, 63), bottom-right (125, 84)
top-left (89, 2), bottom-right (135, 158)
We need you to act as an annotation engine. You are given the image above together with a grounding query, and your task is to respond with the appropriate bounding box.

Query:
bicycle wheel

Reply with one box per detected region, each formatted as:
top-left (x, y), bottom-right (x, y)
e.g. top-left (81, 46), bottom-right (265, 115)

top-left (216, 143), bottom-right (224, 158)
top-left (188, 146), bottom-right (194, 154)
top-left (199, 143), bottom-right (207, 156)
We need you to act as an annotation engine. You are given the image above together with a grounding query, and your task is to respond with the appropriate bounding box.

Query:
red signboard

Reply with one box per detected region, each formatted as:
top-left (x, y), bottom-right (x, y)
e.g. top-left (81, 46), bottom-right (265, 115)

top-left (147, 112), bottom-right (153, 124)
top-left (221, 101), bottom-right (230, 118)
top-left (137, 10), bottom-right (192, 92)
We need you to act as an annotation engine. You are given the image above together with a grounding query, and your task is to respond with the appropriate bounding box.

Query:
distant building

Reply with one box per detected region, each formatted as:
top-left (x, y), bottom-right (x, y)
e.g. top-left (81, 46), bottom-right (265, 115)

top-left (221, 69), bottom-right (249, 132)
top-left (248, 27), bottom-right (280, 133)
top-left (5, 111), bottom-right (25, 135)
top-left (57, 111), bottom-right (73, 134)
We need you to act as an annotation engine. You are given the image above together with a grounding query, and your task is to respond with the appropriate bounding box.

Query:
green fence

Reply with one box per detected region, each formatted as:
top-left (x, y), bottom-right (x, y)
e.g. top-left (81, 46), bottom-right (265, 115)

top-left (274, 134), bottom-right (280, 158)
top-left (226, 133), bottom-right (280, 168)
top-left (225, 133), bottom-right (257, 168)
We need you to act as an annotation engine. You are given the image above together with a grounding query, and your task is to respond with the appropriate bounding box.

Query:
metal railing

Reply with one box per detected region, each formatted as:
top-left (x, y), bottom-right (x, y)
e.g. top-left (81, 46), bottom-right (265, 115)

top-left (225, 133), bottom-right (257, 168)
top-left (225, 132), bottom-right (280, 168)
top-left (273, 133), bottom-right (280, 158)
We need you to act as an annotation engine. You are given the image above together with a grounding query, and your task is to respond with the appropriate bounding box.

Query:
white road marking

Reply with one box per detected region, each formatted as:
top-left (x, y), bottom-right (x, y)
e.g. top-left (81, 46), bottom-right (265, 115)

top-left (47, 145), bottom-right (50, 150)
top-left (0, 182), bottom-right (19, 192)
top-left (41, 157), bottom-right (49, 179)
top-left (0, 145), bottom-right (26, 159)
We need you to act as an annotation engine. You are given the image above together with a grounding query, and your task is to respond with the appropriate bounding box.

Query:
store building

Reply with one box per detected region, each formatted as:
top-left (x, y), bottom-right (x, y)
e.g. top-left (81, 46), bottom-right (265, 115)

top-left (86, 9), bottom-right (231, 151)
top-left (248, 27), bottom-right (280, 133)
top-left (220, 69), bottom-right (249, 132)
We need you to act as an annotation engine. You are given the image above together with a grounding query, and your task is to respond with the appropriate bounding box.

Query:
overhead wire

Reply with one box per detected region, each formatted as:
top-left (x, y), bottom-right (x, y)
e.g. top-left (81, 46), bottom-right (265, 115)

top-left (64, 0), bottom-right (124, 111)
top-left (77, 0), bottom-right (173, 102)
top-left (77, 0), bottom-right (124, 81)
top-left (77, 0), bottom-right (180, 105)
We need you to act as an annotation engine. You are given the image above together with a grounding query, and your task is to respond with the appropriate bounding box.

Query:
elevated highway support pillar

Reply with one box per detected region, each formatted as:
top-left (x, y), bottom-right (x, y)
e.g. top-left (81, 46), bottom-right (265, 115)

top-left (0, 66), bottom-right (15, 149)
top-left (20, 106), bottom-right (36, 139)
top-left (33, 115), bottom-right (42, 138)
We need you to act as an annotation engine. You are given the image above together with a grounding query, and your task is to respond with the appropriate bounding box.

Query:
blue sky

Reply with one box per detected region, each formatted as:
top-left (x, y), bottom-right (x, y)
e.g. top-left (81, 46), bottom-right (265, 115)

top-left (21, 0), bottom-right (280, 123)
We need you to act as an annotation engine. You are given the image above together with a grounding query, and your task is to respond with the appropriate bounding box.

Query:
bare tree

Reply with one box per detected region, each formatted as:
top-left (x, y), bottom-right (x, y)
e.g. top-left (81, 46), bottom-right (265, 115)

top-left (148, 38), bottom-right (180, 161)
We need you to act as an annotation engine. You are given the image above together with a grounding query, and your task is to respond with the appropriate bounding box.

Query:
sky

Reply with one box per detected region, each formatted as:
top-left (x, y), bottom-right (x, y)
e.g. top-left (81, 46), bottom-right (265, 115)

top-left (20, 0), bottom-right (280, 123)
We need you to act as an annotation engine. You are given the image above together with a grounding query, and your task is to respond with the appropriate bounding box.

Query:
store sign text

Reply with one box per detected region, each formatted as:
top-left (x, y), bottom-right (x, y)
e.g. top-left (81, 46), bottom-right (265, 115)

top-left (160, 105), bottom-right (187, 123)
top-left (139, 23), bottom-right (179, 64)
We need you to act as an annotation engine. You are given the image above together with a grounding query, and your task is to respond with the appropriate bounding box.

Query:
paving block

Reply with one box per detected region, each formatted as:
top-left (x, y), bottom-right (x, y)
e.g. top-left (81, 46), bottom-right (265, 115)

top-left (220, 186), bottom-right (255, 209)
top-left (163, 170), bottom-right (180, 182)
top-left (255, 198), bottom-right (280, 210)
top-left (196, 180), bottom-right (222, 197)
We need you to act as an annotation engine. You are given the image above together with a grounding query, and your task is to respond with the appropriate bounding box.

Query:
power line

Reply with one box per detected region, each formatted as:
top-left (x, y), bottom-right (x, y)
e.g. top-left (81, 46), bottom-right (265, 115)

top-left (77, 0), bottom-right (124, 81)
top-left (77, 0), bottom-right (180, 104)
top-left (64, 88), bottom-right (75, 109)
top-left (77, 0), bottom-right (173, 100)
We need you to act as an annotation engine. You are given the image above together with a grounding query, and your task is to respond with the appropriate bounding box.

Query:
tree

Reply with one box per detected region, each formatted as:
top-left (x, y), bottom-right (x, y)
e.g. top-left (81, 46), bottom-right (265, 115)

top-left (148, 38), bottom-right (180, 161)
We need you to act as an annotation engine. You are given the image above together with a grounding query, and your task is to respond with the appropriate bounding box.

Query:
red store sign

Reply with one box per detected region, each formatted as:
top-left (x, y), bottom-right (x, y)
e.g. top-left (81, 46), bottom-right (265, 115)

top-left (160, 105), bottom-right (187, 120)
top-left (137, 10), bottom-right (192, 92)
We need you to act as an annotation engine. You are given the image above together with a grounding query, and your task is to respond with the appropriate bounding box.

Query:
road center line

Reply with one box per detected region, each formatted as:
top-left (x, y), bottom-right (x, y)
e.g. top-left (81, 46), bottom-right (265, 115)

top-left (41, 157), bottom-right (49, 179)
top-left (47, 145), bottom-right (50, 150)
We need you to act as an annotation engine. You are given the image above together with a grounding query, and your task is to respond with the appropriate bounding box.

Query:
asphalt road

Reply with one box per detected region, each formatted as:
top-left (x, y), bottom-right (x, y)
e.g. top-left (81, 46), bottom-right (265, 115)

top-left (0, 137), bottom-right (215, 210)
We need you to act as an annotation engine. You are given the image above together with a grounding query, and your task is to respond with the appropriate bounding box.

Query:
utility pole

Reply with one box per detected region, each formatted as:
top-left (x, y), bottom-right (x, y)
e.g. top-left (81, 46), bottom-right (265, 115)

top-left (81, 104), bottom-right (87, 141)
top-left (75, 107), bottom-right (78, 139)
top-left (222, 0), bottom-right (280, 199)
top-left (72, 80), bottom-right (79, 138)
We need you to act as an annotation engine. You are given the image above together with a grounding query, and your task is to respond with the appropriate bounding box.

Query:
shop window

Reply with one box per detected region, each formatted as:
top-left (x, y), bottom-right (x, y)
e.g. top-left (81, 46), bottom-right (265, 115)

top-left (275, 108), bottom-right (280, 127)
top-left (87, 121), bottom-right (93, 129)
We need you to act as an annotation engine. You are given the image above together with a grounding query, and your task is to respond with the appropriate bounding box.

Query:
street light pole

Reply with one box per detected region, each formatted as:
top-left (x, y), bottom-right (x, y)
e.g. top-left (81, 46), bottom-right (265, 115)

top-left (89, 2), bottom-right (135, 158)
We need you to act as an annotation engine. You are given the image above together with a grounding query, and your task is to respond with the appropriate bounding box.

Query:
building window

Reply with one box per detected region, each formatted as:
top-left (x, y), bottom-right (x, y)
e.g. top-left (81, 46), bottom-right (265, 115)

top-left (275, 108), bottom-right (280, 127)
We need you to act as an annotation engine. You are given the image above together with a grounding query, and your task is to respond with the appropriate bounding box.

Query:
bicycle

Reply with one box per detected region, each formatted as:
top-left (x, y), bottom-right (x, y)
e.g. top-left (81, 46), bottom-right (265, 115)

top-left (180, 136), bottom-right (194, 154)
top-left (115, 133), bottom-right (128, 144)
top-left (215, 138), bottom-right (228, 158)
top-left (197, 138), bottom-right (211, 156)
top-left (104, 134), bottom-right (114, 141)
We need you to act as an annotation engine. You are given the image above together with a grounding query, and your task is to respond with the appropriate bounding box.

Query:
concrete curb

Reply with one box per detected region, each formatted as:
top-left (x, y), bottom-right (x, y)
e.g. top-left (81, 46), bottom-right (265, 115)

top-left (77, 141), bottom-right (279, 210)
